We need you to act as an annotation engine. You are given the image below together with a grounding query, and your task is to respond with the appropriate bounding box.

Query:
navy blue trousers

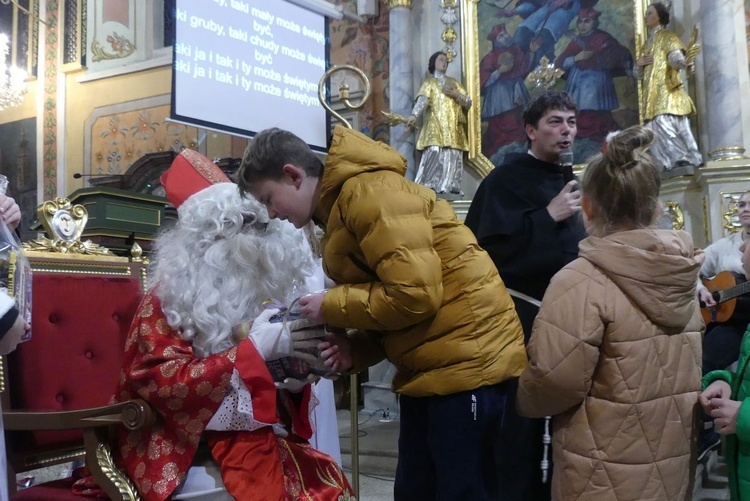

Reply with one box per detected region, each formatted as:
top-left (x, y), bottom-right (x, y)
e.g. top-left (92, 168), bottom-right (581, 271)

top-left (394, 382), bottom-right (509, 501)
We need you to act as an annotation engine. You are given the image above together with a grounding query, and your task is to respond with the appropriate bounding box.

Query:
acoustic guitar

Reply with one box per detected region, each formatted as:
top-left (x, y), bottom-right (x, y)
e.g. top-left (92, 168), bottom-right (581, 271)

top-left (701, 271), bottom-right (750, 324)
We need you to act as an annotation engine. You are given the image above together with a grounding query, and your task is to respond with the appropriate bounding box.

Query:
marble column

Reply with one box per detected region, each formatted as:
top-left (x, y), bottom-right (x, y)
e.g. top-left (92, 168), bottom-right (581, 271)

top-left (388, 0), bottom-right (416, 180)
top-left (701, 0), bottom-right (746, 160)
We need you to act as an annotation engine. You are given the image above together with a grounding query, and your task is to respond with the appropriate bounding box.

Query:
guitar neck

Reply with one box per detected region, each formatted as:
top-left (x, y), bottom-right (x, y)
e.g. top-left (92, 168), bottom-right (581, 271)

top-left (718, 279), bottom-right (750, 303)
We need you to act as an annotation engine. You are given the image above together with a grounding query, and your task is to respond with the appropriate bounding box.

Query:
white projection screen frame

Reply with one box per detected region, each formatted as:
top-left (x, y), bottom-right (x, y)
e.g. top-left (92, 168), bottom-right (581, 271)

top-left (171, 0), bottom-right (331, 152)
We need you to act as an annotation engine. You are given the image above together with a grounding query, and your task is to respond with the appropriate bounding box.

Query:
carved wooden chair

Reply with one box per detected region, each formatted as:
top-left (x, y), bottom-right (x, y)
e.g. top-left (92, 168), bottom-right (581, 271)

top-left (2, 197), bottom-right (152, 500)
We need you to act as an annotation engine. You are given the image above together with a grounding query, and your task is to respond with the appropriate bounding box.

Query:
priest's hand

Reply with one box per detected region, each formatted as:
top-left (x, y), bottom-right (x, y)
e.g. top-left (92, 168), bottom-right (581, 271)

top-left (547, 180), bottom-right (581, 222)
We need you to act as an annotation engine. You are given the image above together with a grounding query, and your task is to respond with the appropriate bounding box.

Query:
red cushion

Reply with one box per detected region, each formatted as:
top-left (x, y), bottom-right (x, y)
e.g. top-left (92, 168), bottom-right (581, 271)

top-left (8, 274), bottom-right (142, 447)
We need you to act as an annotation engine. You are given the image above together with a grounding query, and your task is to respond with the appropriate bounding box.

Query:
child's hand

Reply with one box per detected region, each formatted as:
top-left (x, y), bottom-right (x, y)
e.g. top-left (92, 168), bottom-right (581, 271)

top-left (298, 292), bottom-right (326, 325)
top-left (318, 330), bottom-right (353, 373)
top-left (700, 380), bottom-right (731, 413)
top-left (709, 397), bottom-right (742, 435)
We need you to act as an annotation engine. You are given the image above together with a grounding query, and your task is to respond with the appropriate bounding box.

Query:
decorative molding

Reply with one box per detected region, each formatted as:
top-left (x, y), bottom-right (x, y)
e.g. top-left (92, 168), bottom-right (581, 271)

top-left (387, 0), bottom-right (412, 8)
top-left (77, 51), bottom-right (171, 83)
top-left (460, 0), bottom-right (493, 177)
top-left (721, 191), bottom-right (747, 236)
top-left (707, 146), bottom-right (748, 162)
top-left (703, 195), bottom-right (710, 244)
top-left (43, 0), bottom-right (60, 200)
top-left (451, 199), bottom-right (472, 221)
top-left (440, 0), bottom-right (459, 62)
top-left (91, 32), bottom-right (136, 62)
top-left (663, 201), bottom-right (684, 230)
top-left (95, 441), bottom-right (141, 500)
top-left (24, 198), bottom-right (113, 255)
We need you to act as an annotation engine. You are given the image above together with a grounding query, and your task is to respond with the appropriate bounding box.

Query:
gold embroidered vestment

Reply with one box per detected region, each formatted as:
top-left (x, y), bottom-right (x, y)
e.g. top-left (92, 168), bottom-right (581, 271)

top-left (641, 28), bottom-right (695, 120)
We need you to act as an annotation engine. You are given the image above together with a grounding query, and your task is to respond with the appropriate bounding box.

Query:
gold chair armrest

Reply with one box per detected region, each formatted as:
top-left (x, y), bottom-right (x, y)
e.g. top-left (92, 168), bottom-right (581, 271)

top-left (4, 399), bottom-right (153, 501)
top-left (3, 399), bottom-right (154, 431)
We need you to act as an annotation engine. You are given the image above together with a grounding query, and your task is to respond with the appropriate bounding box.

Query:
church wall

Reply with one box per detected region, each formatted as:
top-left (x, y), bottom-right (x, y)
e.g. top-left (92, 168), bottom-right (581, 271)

top-left (63, 65), bottom-right (172, 193)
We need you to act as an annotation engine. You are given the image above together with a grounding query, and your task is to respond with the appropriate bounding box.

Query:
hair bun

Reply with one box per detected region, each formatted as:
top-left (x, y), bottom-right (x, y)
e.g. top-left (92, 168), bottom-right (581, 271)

top-left (603, 126), bottom-right (655, 170)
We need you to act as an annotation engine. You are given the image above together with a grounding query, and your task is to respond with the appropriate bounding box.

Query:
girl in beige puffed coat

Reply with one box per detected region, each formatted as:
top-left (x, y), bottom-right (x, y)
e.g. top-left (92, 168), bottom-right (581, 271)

top-left (517, 125), bottom-right (703, 501)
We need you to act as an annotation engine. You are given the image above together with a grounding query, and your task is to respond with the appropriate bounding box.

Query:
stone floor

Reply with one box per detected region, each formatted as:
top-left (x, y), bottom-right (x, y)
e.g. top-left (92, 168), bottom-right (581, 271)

top-left (338, 408), bottom-right (397, 501)
top-left (14, 411), bottom-right (730, 501)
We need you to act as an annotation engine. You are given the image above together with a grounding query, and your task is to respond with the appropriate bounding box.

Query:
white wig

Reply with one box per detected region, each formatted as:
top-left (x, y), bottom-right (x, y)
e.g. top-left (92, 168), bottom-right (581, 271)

top-left (149, 183), bottom-right (314, 356)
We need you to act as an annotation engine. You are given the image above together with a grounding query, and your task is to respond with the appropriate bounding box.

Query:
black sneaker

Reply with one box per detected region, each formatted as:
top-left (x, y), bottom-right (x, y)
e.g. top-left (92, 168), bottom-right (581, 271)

top-left (697, 428), bottom-right (721, 462)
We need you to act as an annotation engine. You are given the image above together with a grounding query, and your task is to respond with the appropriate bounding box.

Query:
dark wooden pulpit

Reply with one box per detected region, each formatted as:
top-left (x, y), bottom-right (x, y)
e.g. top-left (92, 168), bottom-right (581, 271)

top-left (66, 187), bottom-right (176, 255)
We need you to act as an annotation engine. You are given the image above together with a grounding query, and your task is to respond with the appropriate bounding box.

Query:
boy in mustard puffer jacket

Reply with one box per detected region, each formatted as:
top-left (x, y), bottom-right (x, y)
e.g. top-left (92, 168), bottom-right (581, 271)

top-left (701, 239), bottom-right (750, 500)
top-left (237, 125), bottom-right (527, 501)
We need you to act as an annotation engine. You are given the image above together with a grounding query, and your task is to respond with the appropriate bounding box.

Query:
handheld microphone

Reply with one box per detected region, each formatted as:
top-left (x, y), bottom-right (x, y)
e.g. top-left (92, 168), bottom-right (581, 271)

top-left (74, 173), bottom-right (117, 179)
top-left (559, 148), bottom-right (575, 184)
top-left (73, 173), bottom-right (138, 179)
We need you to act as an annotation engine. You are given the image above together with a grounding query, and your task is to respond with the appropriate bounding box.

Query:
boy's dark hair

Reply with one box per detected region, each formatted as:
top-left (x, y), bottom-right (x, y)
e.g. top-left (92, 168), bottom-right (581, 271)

top-left (651, 2), bottom-right (670, 26)
top-left (522, 91), bottom-right (578, 146)
top-left (237, 128), bottom-right (324, 192)
top-left (428, 51), bottom-right (446, 74)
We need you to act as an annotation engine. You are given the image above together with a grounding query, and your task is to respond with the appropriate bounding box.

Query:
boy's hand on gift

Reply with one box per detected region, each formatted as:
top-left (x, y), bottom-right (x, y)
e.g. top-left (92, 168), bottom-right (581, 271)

top-left (298, 292), bottom-right (326, 325)
top-left (318, 330), bottom-right (353, 373)
top-left (700, 380), bottom-right (731, 413)
top-left (709, 397), bottom-right (742, 435)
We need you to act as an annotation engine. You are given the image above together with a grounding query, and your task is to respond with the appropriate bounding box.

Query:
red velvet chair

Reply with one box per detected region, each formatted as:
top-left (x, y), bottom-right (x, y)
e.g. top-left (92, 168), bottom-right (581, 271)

top-left (2, 249), bottom-right (152, 500)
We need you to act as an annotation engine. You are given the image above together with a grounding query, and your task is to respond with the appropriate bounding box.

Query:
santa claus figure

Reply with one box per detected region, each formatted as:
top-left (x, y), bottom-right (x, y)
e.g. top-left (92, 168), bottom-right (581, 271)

top-left (103, 149), bottom-right (352, 500)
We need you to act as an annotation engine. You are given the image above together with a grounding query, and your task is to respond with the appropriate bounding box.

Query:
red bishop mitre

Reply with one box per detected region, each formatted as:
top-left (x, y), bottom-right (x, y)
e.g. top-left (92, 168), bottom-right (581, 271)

top-left (578, 8), bottom-right (601, 20)
top-left (160, 149), bottom-right (231, 209)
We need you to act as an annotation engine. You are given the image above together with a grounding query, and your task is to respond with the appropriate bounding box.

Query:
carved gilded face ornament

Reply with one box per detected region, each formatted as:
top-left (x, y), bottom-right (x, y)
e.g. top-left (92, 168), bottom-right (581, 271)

top-left (23, 198), bottom-right (113, 255)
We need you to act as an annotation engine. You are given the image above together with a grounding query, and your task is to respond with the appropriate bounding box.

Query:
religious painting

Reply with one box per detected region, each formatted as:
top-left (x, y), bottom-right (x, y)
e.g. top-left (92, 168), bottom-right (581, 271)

top-left (463, 0), bottom-right (644, 170)
top-left (329, 0), bottom-right (391, 142)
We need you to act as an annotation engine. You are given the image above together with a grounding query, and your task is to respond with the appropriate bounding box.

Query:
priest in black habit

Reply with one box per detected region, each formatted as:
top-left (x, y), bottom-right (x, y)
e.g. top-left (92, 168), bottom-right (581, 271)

top-left (464, 91), bottom-right (587, 501)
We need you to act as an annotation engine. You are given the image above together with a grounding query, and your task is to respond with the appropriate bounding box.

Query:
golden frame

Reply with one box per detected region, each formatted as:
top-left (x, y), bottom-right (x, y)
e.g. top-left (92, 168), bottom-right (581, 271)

top-left (460, 0), bottom-right (650, 176)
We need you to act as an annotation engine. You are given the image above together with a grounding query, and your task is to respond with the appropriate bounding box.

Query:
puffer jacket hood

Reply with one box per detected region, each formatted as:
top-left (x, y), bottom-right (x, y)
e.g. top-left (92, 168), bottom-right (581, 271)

top-left (518, 227), bottom-right (704, 500)
top-left (579, 228), bottom-right (703, 329)
top-left (315, 126), bottom-right (407, 224)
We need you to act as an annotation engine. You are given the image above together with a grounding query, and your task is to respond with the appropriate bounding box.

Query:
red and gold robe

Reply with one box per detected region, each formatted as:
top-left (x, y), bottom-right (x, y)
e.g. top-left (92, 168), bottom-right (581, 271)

top-left (109, 292), bottom-right (353, 501)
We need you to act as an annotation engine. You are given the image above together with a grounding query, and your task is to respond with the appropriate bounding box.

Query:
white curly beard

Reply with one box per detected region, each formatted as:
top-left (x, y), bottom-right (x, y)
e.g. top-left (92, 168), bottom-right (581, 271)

top-left (149, 183), bottom-right (315, 357)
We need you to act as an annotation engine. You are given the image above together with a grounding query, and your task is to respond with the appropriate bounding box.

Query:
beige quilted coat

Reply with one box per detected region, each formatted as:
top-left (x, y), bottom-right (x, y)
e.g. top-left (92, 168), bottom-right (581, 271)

top-left (517, 228), bottom-right (704, 500)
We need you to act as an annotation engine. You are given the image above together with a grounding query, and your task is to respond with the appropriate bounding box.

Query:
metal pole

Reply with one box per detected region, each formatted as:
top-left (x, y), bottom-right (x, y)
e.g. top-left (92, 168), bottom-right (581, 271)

top-left (349, 372), bottom-right (359, 497)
